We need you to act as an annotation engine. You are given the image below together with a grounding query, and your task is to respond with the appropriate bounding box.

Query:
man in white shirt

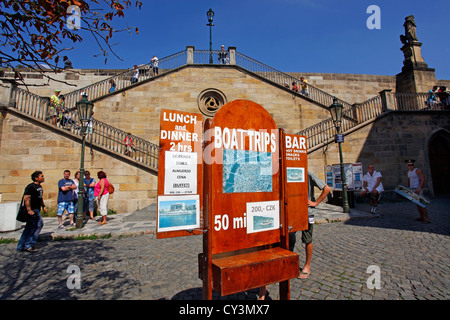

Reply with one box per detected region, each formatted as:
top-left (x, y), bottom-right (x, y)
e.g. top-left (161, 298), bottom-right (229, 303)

top-left (360, 164), bottom-right (384, 212)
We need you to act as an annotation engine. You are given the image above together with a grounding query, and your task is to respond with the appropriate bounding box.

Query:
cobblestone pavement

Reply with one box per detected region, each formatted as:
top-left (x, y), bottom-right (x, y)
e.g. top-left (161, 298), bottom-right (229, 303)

top-left (0, 197), bottom-right (448, 300)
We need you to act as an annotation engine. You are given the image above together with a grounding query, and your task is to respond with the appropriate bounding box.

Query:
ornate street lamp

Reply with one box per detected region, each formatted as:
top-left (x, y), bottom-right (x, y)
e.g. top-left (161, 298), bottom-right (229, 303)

top-left (206, 8), bottom-right (215, 64)
top-left (329, 98), bottom-right (350, 213)
top-left (75, 94), bottom-right (94, 228)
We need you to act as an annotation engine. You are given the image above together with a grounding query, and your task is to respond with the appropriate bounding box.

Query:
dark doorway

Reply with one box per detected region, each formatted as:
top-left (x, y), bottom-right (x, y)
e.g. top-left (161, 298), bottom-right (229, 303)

top-left (428, 130), bottom-right (450, 195)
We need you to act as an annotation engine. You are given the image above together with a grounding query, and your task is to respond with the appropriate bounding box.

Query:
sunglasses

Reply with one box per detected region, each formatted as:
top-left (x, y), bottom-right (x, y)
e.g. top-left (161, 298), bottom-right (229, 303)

top-left (407, 164), bottom-right (414, 166)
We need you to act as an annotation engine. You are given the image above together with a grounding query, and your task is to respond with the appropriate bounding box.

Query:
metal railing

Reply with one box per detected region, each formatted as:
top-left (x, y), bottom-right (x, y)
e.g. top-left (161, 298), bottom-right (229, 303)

top-left (296, 90), bottom-right (450, 151)
top-left (296, 95), bottom-right (383, 150)
top-left (194, 50), bottom-right (229, 64)
top-left (9, 47), bottom-right (448, 163)
top-left (51, 48), bottom-right (355, 116)
top-left (62, 50), bottom-right (187, 109)
top-left (393, 92), bottom-right (448, 111)
top-left (10, 86), bottom-right (159, 172)
top-left (235, 52), bottom-right (353, 110)
top-left (60, 49), bottom-right (353, 112)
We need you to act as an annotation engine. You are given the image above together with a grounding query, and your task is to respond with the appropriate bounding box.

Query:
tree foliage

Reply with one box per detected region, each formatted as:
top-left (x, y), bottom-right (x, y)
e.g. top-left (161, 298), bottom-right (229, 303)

top-left (0, 0), bottom-right (142, 85)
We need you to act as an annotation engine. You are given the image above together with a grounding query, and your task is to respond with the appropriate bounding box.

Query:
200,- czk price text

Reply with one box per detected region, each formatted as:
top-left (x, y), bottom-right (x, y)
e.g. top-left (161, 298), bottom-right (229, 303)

top-left (214, 201), bottom-right (278, 232)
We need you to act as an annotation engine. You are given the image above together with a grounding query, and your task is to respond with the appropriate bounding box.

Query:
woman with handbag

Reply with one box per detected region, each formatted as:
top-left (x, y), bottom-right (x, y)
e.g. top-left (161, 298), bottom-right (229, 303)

top-left (17, 171), bottom-right (47, 253)
top-left (94, 171), bottom-right (110, 225)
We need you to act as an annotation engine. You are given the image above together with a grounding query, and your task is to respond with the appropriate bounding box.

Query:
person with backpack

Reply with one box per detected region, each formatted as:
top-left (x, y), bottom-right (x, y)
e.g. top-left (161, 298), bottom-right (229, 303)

top-left (94, 171), bottom-right (111, 225)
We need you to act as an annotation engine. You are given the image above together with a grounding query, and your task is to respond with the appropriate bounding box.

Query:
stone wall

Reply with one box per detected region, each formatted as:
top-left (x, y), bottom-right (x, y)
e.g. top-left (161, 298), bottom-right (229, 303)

top-left (91, 65), bottom-right (331, 142)
top-left (1, 64), bottom-right (449, 212)
top-left (0, 113), bottom-right (157, 213)
top-left (289, 72), bottom-right (397, 104)
top-left (2, 65), bottom-right (447, 107)
top-left (0, 68), bottom-right (126, 99)
top-left (307, 111), bottom-right (450, 198)
top-left (0, 65), bottom-right (333, 212)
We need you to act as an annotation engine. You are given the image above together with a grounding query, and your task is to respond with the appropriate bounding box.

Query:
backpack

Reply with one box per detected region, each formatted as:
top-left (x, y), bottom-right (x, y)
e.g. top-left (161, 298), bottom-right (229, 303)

top-left (108, 182), bottom-right (115, 194)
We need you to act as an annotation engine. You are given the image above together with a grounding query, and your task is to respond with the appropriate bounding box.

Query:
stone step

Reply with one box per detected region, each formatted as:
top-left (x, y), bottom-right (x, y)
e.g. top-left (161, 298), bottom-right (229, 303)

top-left (123, 203), bottom-right (157, 222)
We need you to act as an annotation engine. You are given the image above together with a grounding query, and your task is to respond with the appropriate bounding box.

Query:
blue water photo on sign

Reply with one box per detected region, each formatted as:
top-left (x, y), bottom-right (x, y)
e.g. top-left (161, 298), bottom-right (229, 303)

top-left (223, 149), bottom-right (273, 193)
top-left (253, 215), bottom-right (275, 230)
top-left (286, 167), bottom-right (305, 183)
top-left (157, 195), bottom-right (200, 232)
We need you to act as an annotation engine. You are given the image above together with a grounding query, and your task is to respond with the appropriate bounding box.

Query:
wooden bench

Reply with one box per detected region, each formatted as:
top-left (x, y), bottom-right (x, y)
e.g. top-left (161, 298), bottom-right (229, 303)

top-left (210, 247), bottom-right (299, 296)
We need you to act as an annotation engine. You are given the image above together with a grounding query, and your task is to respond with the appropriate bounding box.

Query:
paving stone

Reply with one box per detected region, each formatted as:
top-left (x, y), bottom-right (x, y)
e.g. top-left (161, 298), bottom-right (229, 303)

top-left (0, 197), bottom-right (448, 300)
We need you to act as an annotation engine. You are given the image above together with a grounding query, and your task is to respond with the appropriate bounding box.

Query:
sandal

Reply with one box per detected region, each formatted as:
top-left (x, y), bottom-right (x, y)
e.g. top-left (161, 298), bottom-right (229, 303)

top-left (298, 270), bottom-right (310, 279)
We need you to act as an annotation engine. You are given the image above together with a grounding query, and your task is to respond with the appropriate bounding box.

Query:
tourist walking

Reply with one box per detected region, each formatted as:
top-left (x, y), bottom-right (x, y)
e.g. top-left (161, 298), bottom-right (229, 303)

top-left (17, 171), bottom-right (46, 253)
top-left (109, 79), bottom-right (116, 93)
top-left (300, 77), bottom-right (309, 96)
top-left (50, 89), bottom-right (61, 125)
top-left (131, 65), bottom-right (139, 84)
top-left (124, 132), bottom-right (134, 156)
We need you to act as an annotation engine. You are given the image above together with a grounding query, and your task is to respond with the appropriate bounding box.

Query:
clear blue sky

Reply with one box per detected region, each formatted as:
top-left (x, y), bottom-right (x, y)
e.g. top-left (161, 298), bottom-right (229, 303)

top-left (66, 0), bottom-right (449, 79)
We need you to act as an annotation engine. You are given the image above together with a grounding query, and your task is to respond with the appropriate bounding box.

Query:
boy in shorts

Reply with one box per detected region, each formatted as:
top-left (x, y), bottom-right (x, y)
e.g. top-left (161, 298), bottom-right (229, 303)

top-left (57, 170), bottom-right (77, 228)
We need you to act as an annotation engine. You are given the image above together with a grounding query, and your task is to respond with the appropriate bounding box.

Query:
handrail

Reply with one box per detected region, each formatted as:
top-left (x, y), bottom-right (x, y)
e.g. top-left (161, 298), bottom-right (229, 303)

top-left (296, 91), bottom-right (448, 151)
top-left (8, 48), bottom-right (447, 163)
top-left (234, 51), bottom-right (353, 110)
top-left (59, 49), bottom-right (353, 112)
top-left (393, 92), bottom-right (444, 111)
top-left (296, 95), bottom-right (384, 150)
top-left (62, 50), bottom-right (187, 109)
top-left (193, 50), bottom-right (228, 64)
top-left (10, 86), bottom-right (159, 172)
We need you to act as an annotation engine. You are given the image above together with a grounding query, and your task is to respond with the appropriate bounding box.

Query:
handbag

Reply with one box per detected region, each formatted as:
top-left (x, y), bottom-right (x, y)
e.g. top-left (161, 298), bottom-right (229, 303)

top-left (16, 191), bottom-right (29, 223)
top-left (108, 183), bottom-right (115, 194)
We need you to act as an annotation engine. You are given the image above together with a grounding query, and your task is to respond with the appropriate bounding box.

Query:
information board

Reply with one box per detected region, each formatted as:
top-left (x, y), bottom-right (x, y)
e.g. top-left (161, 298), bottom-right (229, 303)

top-left (157, 109), bottom-right (203, 239)
top-left (325, 162), bottom-right (363, 191)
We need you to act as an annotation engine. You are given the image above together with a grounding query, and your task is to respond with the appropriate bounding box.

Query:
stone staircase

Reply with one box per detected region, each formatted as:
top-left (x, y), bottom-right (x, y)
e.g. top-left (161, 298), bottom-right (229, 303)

top-left (2, 47), bottom-right (437, 179)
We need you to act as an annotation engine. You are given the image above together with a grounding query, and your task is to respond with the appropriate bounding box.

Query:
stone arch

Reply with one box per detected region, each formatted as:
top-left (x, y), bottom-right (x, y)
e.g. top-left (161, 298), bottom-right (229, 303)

top-left (427, 128), bottom-right (450, 195)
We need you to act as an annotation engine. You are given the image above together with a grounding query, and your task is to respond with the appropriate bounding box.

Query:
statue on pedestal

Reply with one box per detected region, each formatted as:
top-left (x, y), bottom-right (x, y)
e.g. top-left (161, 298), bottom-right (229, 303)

top-left (396, 15), bottom-right (435, 93)
top-left (400, 15), bottom-right (418, 45)
top-left (398, 15), bottom-right (430, 71)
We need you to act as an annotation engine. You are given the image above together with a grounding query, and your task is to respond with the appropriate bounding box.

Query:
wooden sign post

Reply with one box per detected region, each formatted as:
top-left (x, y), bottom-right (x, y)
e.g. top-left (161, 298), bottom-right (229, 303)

top-left (156, 103), bottom-right (309, 300)
top-left (157, 109), bottom-right (203, 239)
top-left (201, 100), bottom-right (305, 300)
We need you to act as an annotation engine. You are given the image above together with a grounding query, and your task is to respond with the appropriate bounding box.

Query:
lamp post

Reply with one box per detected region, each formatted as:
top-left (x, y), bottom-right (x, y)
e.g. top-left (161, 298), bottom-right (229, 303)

top-left (329, 98), bottom-right (350, 213)
top-left (206, 8), bottom-right (215, 64)
top-left (75, 94), bottom-right (94, 229)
